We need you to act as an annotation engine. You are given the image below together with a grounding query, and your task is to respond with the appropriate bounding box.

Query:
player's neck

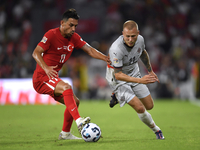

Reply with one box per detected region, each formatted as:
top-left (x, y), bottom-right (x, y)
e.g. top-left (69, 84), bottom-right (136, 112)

top-left (59, 26), bottom-right (70, 39)
top-left (123, 41), bottom-right (134, 48)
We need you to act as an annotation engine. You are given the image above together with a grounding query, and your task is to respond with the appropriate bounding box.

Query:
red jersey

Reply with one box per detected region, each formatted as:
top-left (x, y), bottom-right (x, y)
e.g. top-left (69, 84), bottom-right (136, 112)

top-left (33, 27), bottom-right (86, 82)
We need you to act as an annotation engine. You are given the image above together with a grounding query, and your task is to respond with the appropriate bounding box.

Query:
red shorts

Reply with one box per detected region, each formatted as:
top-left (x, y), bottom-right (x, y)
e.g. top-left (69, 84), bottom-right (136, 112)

top-left (33, 77), bottom-right (63, 101)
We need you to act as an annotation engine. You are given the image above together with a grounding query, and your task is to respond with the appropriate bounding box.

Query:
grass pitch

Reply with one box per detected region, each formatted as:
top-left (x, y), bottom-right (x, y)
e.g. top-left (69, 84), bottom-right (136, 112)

top-left (0, 99), bottom-right (200, 150)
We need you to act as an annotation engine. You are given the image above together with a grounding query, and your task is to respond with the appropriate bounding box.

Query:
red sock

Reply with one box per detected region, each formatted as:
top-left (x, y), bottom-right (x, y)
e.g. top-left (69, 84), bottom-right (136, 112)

top-left (63, 89), bottom-right (80, 121)
top-left (62, 108), bottom-right (74, 132)
top-left (62, 99), bottom-right (80, 132)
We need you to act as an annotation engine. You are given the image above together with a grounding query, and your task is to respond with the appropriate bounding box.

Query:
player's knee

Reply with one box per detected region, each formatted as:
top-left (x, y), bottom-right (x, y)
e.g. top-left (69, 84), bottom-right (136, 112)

top-left (63, 83), bottom-right (72, 90)
top-left (146, 104), bottom-right (154, 110)
top-left (136, 106), bottom-right (145, 113)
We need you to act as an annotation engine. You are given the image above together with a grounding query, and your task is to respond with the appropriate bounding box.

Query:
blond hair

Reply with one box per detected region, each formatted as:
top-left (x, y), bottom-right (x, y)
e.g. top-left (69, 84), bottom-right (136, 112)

top-left (123, 20), bottom-right (138, 30)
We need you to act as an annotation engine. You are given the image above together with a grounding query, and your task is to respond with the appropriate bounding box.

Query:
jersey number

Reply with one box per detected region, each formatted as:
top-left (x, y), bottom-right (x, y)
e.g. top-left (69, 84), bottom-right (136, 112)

top-left (60, 54), bottom-right (66, 63)
top-left (129, 56), bottom-right (136, 65)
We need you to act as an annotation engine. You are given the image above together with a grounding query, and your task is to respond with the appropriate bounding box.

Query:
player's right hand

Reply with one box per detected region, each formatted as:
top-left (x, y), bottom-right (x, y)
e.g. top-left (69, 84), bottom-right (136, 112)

top-left (139, 74), bottom-right (158, 84)
top-left (106, 54), bottom-right (111, 65)
top-left (44, 65), bottom-right (58, 79)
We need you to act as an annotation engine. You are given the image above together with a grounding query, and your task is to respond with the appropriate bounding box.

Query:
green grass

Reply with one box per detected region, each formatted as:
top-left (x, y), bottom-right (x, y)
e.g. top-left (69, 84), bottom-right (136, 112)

top-left (0, 99), bottom-right (200, 150)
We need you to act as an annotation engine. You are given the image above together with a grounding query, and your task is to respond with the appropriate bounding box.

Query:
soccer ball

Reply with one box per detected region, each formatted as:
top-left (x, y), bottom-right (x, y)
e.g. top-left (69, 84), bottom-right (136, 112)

top-left (81, 123), bottom-right (101, 142)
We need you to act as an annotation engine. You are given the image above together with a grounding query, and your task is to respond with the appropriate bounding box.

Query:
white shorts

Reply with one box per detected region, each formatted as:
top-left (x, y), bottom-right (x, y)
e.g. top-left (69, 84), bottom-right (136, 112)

top-left (115, 83), bottom-right (150, 107)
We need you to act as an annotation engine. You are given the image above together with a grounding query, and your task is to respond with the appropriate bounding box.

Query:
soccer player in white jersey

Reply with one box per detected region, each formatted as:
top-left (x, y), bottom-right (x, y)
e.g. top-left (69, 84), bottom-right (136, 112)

top-left (106, 20), bottom-right (165, 139)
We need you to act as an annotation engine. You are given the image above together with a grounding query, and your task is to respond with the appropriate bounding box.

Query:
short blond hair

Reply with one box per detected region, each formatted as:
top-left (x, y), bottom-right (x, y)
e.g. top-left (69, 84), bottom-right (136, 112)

top-left (123, 20), bottom-right (138, 30)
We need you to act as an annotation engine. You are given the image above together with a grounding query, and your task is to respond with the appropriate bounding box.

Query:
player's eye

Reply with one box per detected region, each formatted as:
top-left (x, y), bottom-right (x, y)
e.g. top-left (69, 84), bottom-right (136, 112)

top-left (69, 24), bottom-right (77, 28)
top-left (131, 35), bottom-right (136, 38)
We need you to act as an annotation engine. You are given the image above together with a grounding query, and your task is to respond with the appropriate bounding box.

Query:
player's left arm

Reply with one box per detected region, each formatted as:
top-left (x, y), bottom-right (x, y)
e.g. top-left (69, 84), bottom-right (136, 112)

top-left (140, 49), bottom-right (160, 82)
top-left (81, 43), bottom-right (111, 64)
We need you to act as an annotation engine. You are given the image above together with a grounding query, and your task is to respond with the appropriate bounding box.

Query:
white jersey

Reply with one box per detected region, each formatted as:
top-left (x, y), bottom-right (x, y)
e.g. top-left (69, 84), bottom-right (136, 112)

top-left (106, 35), bottom-right (145, 90)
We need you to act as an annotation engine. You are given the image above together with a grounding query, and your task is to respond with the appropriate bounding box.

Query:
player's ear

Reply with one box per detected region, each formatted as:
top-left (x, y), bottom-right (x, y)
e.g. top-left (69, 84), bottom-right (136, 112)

top-left (60, 20), bottom-right (64, 25)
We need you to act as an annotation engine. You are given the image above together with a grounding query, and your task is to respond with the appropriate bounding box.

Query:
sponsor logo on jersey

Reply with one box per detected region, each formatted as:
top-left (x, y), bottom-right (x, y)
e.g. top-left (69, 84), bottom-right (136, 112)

top-left (41, 36), bottom-right (47, 43)
top-left (63, 46), bottom-right (67, 50)
top-left (113, 58), bottom-right (119, 64)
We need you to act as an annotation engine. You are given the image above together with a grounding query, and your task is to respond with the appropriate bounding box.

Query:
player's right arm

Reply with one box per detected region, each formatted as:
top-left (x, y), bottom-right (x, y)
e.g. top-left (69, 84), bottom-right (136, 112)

top-left (32, 45), bottom-right (58, 79)
top-left (114, 68), bottom-right (158, 84)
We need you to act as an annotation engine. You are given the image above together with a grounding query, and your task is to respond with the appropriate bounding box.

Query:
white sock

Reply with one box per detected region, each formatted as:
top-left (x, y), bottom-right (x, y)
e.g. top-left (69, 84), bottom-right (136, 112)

top-left (137, 110), bottom-right (160, 133)
top-left (61, 131), bottom-right (70, 135)
top-left (75, 117), bottom-right (81, 126)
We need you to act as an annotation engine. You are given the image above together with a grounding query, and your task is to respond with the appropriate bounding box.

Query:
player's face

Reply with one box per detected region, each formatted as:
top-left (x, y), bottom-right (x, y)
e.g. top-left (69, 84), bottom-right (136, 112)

top-left (122, 27), bottom-right (139, 47)
top-left (60, 18), bottom-right (78, 38)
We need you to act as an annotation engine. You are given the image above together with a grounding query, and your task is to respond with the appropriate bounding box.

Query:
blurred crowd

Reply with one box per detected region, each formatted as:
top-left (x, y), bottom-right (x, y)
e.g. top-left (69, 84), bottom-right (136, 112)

top-left (0, 0), bottom-right (200, 100)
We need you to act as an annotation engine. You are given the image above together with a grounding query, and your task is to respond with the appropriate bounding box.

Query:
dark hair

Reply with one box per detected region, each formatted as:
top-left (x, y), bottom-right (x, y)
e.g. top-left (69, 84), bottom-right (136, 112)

top-left (62, 8), bottom-right (80, 20)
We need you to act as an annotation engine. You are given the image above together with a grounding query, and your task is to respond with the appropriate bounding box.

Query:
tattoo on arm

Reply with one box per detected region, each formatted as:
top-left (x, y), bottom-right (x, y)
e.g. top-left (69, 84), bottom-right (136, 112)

top-left (81, 43), bottom-right (91, 53)
top-left (140, 50), bottom-right (152, 72)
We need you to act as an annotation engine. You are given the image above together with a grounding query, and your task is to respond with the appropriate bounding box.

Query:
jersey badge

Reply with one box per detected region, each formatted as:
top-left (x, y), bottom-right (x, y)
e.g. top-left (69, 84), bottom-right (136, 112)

top-left (113, 58), bottom-right (119, 64)
top-left (41, 36), bottom-right (47, 43)
top-left (137, 48), bottom-right (141, 53)
top-left (64, 45), bottom-right (74, 51)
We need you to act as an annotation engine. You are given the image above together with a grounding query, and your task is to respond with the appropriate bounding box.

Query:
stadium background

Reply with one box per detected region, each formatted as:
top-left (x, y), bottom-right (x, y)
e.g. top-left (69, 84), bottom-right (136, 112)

top-left (0, 0), bottom-right (200, 104)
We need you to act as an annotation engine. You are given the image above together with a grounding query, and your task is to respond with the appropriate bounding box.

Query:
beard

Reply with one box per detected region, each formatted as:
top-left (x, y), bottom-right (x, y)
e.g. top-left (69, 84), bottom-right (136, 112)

top-left (64, 32), bottom-right (74, 38)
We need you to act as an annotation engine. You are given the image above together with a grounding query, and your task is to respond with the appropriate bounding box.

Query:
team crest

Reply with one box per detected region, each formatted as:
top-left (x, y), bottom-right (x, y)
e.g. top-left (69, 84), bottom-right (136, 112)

top-left (63, 45), bottom-right (74, 51)
top-left (137, 48), bottom-right (141, 53)
top-left (41, 36), bottom-right (47, 43)
top-left (113, 58), bottom-right (119, 64)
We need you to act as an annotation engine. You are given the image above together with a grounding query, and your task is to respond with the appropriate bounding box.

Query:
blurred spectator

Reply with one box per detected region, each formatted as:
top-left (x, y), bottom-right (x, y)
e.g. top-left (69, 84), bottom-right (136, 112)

top-left (157, 54), bottom-right (175, 98)
top-left (1, 0), bottom-right (200, 100)
top-left (175, 58), bottom-right (196, 100)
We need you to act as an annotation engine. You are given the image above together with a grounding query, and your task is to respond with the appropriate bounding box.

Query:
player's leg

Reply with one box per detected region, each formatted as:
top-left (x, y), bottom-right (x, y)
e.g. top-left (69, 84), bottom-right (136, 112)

top-left (56, 93), bottom-right (80, 106)
top-left (127, 96), bottom-right (164, 139)
top-left (128, 96), bottom-right (158, 129)
top-left (60, 94), bottom-right (80, 132)
top-left (55, 80), bottom-right (90, 134)
top-left (139, 94), bottom-right (154, 110)
top-left (132, 84), bottom-right (165, 139)
top-left (33, 78), bottom-right (88, 139)
top-left (58, 95), bottom-right (82, 140)
top-left (55, 81), bottom-right (80, 120)
top-left (33, 79), bottom-right (81, 139)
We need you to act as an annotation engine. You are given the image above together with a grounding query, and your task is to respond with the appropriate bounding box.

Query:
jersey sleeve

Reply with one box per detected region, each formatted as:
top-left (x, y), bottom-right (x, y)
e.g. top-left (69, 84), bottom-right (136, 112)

top-left (140, 35), bottom-right (145, 50)
top-left (109, 47), bottom-right (123, 69)
top-left (38, 30), bottom-right (53, 51)
top-left (73, 33), bottom-right (86, 49)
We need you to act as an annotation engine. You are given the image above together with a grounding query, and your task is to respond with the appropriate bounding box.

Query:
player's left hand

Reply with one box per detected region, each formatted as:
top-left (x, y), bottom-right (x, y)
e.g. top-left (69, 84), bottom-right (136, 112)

top-left (148, 71), bottom-right (160, 83)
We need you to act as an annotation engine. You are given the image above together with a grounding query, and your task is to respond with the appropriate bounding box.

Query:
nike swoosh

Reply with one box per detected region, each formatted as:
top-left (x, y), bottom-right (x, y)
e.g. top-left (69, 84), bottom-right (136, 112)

top-left (71, 107), bottom-right (76, 111)
top-left (57, 47), bottom-right (62, 50)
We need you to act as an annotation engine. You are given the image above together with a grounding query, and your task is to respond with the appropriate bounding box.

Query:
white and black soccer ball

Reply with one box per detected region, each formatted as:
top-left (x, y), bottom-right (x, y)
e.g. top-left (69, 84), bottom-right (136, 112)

top-left (81, 123), bottom-right (101, 142)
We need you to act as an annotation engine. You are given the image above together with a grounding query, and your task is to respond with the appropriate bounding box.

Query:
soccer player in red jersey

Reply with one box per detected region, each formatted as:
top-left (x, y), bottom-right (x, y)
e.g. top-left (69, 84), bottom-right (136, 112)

top-left (32, 8), bottom-right (110, 140)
